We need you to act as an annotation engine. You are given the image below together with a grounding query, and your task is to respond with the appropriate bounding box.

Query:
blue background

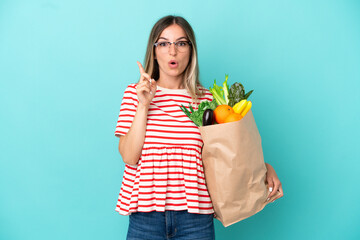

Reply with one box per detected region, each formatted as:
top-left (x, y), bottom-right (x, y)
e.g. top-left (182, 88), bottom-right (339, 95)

top-left (1, 0), bottom-right (359, 239)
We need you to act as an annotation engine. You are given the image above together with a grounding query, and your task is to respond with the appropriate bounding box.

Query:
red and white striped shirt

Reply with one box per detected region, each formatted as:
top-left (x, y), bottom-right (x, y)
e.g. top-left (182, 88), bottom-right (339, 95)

top-left (114, 83), bottom-right (214, 215)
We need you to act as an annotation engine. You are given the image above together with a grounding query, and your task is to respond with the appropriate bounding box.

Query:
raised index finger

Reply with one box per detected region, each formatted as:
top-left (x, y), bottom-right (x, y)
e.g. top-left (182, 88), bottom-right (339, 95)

top-left (137, 61), bottom-right (145, 75)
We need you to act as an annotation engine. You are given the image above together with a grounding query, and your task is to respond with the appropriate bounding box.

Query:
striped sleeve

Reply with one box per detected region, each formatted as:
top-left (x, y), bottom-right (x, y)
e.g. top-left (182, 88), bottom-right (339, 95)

top-left (114, 84), bottom-right (138, 137)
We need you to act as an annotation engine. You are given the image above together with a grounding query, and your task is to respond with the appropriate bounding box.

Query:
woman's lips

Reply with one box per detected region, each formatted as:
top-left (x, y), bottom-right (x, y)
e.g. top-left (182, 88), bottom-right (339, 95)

top-left (168, 60), bottom-right (178, 69)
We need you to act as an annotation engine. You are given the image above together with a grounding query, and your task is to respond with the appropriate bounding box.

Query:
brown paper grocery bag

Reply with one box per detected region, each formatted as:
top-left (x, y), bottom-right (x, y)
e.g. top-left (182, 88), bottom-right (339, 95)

top-left (199, 110), bottom-right (280, 227)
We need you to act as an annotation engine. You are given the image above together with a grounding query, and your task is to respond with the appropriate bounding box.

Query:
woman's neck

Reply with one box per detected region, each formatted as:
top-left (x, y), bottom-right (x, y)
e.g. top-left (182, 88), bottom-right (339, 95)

top-left (156, 75), bottom-right (185, 89)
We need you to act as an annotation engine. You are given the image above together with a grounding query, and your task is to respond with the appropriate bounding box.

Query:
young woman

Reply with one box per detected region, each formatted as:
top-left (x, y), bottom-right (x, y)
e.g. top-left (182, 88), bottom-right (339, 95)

top-left (114, 15), bottom-right (283, 240)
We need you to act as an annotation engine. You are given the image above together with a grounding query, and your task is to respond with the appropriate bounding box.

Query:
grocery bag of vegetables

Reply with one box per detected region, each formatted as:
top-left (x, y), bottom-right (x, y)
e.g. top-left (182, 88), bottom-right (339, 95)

top-left (181, 75), bottom-right (281, 227)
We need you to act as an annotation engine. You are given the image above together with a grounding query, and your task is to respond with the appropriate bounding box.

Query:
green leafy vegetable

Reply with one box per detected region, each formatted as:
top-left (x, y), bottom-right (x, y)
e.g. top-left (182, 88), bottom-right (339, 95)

top-left (228, 82), bottom-right (254, 107)
top-left (180, 100), bottom-right (218, 127)
top-left (244, 89), bottom-right (254, 100)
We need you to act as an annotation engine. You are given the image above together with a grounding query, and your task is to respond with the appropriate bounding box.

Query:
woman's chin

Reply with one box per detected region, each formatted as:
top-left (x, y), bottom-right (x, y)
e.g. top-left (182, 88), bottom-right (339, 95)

top-left (165, 69), bottom-right (184, 77)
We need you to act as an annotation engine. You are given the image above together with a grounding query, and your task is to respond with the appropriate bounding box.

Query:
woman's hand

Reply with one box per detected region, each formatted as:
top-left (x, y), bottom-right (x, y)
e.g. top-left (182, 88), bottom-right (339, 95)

top-left (265, 163), bottom-right (284, 202)
top-left (136, 61), bottom-right (157, 107)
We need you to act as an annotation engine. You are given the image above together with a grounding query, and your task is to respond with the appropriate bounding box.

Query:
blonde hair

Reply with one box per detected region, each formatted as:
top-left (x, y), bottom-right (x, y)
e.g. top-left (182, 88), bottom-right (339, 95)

top-left (142, 15), bottom-right (205, 104)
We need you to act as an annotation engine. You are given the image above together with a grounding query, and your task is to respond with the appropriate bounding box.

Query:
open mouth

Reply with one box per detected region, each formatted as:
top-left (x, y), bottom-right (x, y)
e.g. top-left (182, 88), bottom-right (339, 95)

top-left (168, 60), bottom-right (178, 68)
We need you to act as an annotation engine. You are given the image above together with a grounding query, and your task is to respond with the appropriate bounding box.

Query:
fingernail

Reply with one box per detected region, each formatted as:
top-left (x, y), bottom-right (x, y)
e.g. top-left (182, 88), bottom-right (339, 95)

top-left (269, 187), bottom-right (273, 192)
top-left (266, 198), bottom-right (270, 202)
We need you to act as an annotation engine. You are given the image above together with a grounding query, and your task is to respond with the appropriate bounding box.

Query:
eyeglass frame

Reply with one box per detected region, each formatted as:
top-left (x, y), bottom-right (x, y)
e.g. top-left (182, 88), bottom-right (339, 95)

top-left (153, 40), bottom-right (192, 51)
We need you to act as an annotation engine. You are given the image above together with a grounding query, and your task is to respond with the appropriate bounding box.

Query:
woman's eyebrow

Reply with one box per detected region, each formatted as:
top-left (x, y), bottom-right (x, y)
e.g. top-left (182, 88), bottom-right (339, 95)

top-left (158, 37), bottom-right (188, 41)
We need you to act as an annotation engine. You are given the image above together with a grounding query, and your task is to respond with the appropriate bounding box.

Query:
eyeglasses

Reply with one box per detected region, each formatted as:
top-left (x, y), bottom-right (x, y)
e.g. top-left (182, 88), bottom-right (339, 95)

top-left (154, 40), bottom-right (192, 53)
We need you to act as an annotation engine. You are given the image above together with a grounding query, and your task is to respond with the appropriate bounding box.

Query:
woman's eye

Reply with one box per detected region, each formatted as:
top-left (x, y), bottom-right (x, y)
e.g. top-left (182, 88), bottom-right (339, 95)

top-left (178, 41), bottom-right (187, 46)
top-left (159, 42), bottom-right (168, 47)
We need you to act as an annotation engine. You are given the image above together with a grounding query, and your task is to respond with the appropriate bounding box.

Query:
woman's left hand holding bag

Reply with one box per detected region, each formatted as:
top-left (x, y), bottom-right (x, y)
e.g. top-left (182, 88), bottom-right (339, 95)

top-left (265, 163), bottom-right (284, 203)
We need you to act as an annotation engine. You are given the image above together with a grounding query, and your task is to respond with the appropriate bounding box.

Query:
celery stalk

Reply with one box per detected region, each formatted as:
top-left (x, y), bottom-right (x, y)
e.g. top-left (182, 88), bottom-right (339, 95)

top-left (223, 74), bottom-right (229, 105)
top-left (209, 79), bottom-right (226, 105)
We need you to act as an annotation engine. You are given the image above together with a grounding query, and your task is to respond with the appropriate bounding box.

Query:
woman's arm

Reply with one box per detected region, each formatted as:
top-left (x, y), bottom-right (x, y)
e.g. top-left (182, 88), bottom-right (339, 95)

top-left (118, 103), bottom-right (150, 165)
top-left (265, 163), bottom-right (284, 202)
top-left (118, 61), bottom-right (157, 165)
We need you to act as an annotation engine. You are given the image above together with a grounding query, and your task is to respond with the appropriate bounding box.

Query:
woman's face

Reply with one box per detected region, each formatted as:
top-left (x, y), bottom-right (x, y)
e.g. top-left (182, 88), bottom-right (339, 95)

top-left (154, 24), bottom-right (191, 81)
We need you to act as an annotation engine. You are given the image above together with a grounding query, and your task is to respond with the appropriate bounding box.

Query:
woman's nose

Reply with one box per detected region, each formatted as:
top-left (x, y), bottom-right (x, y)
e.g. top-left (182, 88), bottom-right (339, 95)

top-left (168, 43), bottom-right (177, 55)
